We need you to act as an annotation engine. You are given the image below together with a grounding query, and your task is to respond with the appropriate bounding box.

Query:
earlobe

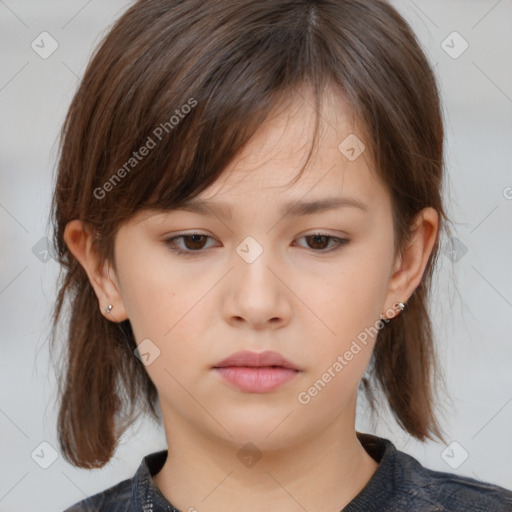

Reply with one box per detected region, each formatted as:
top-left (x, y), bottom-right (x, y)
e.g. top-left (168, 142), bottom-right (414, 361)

top-left (383, 207), bottom-right (439, 311)
top-left (63, 220), bottom-right (129, 322)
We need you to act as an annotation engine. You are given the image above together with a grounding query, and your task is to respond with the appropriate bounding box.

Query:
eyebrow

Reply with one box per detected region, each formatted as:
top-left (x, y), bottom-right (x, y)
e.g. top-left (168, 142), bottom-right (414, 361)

top-left (173, 196), bottom-right (369, 219)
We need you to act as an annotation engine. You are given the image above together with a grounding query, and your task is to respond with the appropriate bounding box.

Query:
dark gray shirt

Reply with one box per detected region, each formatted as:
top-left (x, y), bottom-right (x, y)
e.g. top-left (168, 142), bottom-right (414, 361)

top-left (63, 433), bottom-right (512, 511)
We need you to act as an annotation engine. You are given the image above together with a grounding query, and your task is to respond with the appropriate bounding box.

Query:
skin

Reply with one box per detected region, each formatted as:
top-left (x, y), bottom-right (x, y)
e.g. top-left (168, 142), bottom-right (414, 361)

top-left (64, 86), bottom-right (439, 512)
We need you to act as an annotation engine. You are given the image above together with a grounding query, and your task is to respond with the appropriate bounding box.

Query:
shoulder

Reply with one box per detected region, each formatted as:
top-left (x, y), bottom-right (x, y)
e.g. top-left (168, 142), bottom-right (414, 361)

top-left (62, 477), bottom-right (132, 512)
top-left (394, 448), bottom-right (512, 512)
top-left (353, 433), bottom-right (512, 512)
top-left (61, 450), bottom-right (169, 512)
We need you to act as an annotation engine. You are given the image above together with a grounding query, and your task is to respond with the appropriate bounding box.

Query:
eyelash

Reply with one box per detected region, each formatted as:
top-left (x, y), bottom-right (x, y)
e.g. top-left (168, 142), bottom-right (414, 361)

top-left (164, 232), bottom-right (349, 256)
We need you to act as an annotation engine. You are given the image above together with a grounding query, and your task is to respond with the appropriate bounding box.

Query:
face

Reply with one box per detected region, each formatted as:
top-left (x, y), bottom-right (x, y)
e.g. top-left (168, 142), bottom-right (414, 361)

top-left (66, 87), bottom-right (436, 453)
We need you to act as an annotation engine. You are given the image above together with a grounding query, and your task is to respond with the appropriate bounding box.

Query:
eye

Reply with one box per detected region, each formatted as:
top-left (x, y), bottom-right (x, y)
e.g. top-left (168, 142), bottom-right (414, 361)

top-left (164, 233), bottom-right (216, 255)
top-left (164, 232), bottom-right (349, 256)
top-left (293, 233), bottom-right (349, 252)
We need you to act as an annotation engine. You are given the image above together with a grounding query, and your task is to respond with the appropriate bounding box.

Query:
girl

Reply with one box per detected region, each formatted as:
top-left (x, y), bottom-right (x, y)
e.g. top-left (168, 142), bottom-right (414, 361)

top-left (49, 0), bottom-right (512, 510)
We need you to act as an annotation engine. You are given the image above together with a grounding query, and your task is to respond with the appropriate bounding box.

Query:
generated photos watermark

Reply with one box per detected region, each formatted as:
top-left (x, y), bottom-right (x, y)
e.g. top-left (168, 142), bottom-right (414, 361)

top-left (93, 97), bottom-right (197, 200)
top-left (297, 304), bottom-right (400, 405)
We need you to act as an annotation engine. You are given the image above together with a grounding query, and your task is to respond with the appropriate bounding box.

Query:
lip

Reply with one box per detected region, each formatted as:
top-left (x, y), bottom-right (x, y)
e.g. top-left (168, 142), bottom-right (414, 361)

top-left (213, 350), bottom-right (301, 370)
top-left (212, 350), bottom-right (302, 393)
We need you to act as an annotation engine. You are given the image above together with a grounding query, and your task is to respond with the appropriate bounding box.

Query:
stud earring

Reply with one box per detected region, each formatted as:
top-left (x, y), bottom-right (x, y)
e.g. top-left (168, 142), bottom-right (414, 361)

top-left (105, 304), bottom-right (113, 314)
top-left (379, 301), bottom-right (406, 321)
top-left (396, 302), bottom-right (406, 312)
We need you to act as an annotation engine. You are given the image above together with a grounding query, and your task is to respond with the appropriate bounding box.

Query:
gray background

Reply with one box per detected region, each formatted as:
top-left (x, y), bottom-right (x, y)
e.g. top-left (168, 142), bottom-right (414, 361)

top-left (1, 0), bottom-right (511, 510)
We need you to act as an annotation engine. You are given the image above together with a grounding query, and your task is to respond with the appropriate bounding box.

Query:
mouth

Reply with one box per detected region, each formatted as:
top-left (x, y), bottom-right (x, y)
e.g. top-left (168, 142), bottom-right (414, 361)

top-left (212, 350), bottom-right (301, 393)
top-left (212, 350), bottom-right (301, 370)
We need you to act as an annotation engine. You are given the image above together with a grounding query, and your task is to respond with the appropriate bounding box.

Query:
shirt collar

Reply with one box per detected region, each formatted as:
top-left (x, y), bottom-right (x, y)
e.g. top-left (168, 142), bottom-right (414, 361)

top-left (343, 432), bottom-right (399, 511)
top-left (129, 432), bottom-right (396, 511)
top-left (131, 449), bottom-right (179, 511)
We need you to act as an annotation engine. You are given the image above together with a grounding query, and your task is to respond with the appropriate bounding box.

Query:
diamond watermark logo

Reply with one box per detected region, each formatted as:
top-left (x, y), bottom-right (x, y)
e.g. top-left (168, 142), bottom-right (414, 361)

top-left (31, 441), bottom-right (59, 469)
top-left (32, 236), bottom-right (56, 263)
top-left (441, 441), bottom-right (469, 469)
top-left (134, 338), bottom-right (161, 366)
top-left (236, 236), bottom-right (263, 264)
top-left (338, 134), bottom-right (365, 161)
top-left (442, 236), bottom-right (468, 263)
top-left (31, 32), bottom-right (59, 59)
top-left (237, 442), bottom-right (262, 468)
top-left (441, 31), bottom-right (469, 59)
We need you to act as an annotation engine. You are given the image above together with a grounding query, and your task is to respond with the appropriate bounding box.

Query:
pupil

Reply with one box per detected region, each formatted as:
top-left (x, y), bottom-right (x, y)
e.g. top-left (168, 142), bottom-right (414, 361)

top-left (310, 234), bottom-right (327, 249)
top-left (187, 234), bottom-right (205, 249)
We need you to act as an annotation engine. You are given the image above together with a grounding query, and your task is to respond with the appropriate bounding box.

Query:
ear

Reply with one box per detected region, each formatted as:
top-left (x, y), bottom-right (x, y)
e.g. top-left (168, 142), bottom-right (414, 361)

top-left (383, 207), bottom-right (439, 315)
top-left (63, 220), bottom-right (129, 323)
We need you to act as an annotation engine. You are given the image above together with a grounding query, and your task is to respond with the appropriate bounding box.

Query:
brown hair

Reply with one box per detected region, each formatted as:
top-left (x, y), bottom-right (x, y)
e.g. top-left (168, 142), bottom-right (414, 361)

top-left (49, 0), bottom-right (450, 469)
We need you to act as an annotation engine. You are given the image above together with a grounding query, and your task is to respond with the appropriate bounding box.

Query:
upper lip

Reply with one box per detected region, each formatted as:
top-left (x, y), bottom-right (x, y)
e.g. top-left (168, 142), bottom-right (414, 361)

top-left (213, 350), bottom-right (301, 370)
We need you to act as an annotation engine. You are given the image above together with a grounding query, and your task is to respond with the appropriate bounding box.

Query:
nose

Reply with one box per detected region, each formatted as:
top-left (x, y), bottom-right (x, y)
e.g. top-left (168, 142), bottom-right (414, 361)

top-left (224, 239), bottom-right (292, 330)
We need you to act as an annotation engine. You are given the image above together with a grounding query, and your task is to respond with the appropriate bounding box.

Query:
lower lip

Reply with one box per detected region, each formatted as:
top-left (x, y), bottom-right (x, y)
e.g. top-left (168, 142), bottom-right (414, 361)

top-left (213, 367), bottom-right (300, 393)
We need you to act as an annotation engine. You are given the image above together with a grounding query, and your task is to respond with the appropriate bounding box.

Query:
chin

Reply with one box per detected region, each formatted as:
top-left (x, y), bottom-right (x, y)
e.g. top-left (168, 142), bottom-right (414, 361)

top-left (212, 412), bottom-right (307, 452)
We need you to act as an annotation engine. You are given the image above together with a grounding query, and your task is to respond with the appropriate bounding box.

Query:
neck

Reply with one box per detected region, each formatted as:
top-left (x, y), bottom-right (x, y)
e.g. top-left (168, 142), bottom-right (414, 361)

top-left (153, 408), bottom-right (379, 512)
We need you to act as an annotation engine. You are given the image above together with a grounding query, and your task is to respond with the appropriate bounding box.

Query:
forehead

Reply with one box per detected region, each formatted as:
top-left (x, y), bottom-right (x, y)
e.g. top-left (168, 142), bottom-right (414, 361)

top-left (227, 85), bottom-right (363, 171)
top-left (133, 87), bottom-right (388, 225)
top-left (193, 88), bottom-right (380, 204)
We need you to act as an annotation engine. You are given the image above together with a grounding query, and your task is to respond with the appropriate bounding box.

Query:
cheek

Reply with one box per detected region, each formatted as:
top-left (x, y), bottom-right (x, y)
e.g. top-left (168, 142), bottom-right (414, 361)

top-left (305, 257), bottom-right (391, 341)
top-left (294, 241), bottom-right (394, 386)
top-left (120, 257), bottom-right (214, 374)
top-left (116, 243), bottom-right (193, 338)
